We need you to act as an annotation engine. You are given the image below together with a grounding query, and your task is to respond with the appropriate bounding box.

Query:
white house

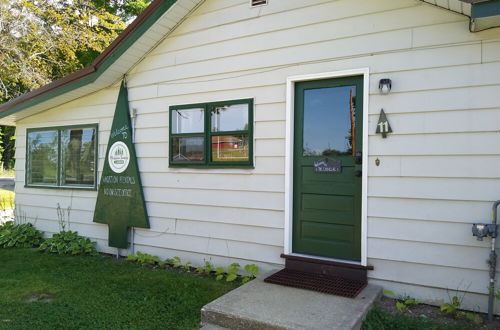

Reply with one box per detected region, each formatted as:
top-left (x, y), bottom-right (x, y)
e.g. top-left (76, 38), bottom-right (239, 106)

top-left (1, 0), bottom-right (500, 314)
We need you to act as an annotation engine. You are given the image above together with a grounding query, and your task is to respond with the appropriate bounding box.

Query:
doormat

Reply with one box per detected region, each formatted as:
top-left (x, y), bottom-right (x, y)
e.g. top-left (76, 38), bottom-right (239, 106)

top-left (264, 269), bottom-right (366, 298)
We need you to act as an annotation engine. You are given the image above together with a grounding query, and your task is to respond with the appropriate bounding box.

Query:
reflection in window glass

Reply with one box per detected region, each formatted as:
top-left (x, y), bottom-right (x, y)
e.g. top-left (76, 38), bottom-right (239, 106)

top-left (61, 127), bottom-right (96, 186)
top-left (303, 86), bottom-right (356, 156)
top-left (171, 137), bottom-right (204, 162)
top-left (172, 108), bottom-right (205, 133)
top-left (211, 104), bottom-right (248, 132)
top-left (28, 130), bottom-right (58, 185)
top-left (211, 135), bottom-right (249, 162)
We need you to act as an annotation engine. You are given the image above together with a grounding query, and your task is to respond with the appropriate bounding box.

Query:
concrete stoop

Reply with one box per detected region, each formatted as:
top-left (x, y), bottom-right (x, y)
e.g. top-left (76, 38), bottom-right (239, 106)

top-left (201, 276), bottom-right (382, 330)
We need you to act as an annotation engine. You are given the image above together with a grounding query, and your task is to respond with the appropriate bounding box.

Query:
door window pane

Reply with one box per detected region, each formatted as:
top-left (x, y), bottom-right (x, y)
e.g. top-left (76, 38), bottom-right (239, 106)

top-left (211, 135), bottom-right (249, 162)
top-left (28, 130), bottom-right (58, 185)
top-left (171, 136), bottom-right (204, 162)
top-left (303, 86), bottom-right (356, 156)
top-left (211, 103), bottom-right (248, 132)
top-left (172, 108), bottom-right (205, 133)
top-left (61, 127), bottom-right (96, 186)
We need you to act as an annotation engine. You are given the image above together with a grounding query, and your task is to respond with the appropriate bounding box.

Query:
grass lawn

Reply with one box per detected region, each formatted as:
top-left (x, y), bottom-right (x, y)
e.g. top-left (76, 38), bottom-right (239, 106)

top-left (0, 189), bottom-right (14, 209)
top-left (0, 249), bottom-right (238, 329)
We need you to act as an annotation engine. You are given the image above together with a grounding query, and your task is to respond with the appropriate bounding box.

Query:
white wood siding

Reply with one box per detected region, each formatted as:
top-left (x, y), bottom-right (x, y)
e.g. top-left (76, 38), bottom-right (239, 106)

top-left (14, 0), bottom-right (500, 312)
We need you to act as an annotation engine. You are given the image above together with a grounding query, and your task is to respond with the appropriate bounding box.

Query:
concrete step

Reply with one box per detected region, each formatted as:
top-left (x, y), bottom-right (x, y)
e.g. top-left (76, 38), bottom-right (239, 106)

top-left (200, 324), bottom-right (230, 330)
top-left (201, 275), bottom-right (382, 330)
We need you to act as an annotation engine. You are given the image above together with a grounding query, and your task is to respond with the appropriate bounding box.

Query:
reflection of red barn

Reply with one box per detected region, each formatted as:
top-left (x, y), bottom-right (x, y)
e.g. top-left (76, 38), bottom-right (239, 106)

top-left (211, 136), bottom-right (242, 149)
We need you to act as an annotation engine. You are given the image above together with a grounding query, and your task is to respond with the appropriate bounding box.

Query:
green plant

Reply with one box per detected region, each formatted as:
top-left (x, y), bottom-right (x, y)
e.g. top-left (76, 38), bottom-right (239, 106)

top-left (166, 256), bottom-right (182, 268)
top-left (0, 221), bottom-right (44, 248)
top-left (440, 295), bottom-right (461, 315)
top-left (242, 264), bottom-right (259, 283)
top-left (196, 261), bottom-right (215, 275)
top-left (395, 298), bottom-right (420, 312)
top-left (39, 231), bottom-right (97, 256)
top-left (182, 261), bottom-right (192, 271)
top-left (215, 267), bottom-right (225, 281)
top-left (382, 290), bottom-right (420, 313)
top-left (127, 251), bottom-right (160, 265)
top-left (439, 295), bottom-right (481, 323)
top-left (225, 263), bottom-right (240, 282)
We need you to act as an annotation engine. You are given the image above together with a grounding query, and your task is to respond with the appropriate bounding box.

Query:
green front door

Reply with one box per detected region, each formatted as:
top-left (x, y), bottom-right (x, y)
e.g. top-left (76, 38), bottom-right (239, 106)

top-left (293, 76), bottom-right (363, 261)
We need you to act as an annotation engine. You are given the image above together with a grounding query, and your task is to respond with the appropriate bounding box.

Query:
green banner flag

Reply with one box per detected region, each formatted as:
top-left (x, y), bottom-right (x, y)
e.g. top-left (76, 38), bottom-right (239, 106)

top-left (93, 81), bottom-right (149, 248)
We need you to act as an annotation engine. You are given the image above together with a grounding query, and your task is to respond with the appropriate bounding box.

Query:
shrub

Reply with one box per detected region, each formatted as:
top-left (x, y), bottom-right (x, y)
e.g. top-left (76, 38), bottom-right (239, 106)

top-left (0, 221), bottom-right (44, 248)
top-left (39, 230), bottom-right (97, 256)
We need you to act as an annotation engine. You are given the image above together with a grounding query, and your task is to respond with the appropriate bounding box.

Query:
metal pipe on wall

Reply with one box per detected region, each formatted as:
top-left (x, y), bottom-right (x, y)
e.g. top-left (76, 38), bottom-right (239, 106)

top-left (488, 201), bottom-right (499, 321)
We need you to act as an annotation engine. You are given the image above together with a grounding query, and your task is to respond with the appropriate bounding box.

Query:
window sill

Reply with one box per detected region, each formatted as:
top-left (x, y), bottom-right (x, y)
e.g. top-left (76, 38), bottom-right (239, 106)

top-left (169, 164), bottom-right (254, 169)
top-left (24, 184), bottom-right (97, 191)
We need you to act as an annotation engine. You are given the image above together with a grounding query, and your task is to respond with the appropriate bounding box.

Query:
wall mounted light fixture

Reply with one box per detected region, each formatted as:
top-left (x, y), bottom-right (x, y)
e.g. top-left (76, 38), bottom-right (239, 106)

top-left (379, 78), bottom-right (392, 95)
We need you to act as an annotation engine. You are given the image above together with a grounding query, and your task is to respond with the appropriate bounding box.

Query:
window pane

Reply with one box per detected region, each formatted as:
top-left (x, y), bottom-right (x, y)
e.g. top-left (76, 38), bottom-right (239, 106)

top-left (303, 86), bottom-right (356, 156)
top-left (172, 108), bottom-right (204, 133)
top-left (171, 136), bottom-right (204, 162)
top-left (211, 103), bottom-right (249, 132)
top-left (211, 135), bottom-right (249, 162)
top-left (61, 127), bottom-right (96, 186)
top-left (28, 130), bottom-right (58, 185)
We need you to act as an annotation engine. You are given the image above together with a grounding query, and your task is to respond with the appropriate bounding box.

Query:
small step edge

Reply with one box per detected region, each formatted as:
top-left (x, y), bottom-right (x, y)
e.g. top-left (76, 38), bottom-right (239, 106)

top-left (280, 253), bottom-right (374, 271)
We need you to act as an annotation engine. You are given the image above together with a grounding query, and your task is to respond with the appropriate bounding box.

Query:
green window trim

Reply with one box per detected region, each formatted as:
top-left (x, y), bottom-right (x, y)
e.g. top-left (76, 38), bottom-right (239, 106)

top-left (169, 99), bottom-right (254, 168)
top-left (25, 124), bottom-right (99, 190)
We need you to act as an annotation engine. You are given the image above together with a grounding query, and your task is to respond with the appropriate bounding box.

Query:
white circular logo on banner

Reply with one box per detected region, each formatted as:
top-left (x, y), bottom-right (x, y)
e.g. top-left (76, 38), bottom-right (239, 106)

top-left (108, 141), bottom-right (130, 173)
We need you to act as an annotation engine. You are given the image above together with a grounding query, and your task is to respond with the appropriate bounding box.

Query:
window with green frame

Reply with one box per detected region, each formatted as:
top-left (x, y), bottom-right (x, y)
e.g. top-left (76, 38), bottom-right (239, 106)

top-left (26, 125), bottom-right (98, 189)
top-left (169, 99), bottom-right (253, 167)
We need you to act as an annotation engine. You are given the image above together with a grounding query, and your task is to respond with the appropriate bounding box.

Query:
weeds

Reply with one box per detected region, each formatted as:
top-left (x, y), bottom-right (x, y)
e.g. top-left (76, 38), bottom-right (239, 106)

top-left (126, 251), bottom-right (260, 283)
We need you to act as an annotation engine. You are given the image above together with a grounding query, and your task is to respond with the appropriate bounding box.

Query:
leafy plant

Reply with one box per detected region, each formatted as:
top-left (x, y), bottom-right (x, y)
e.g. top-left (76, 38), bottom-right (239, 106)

top-left (196, 261), bottom-right (217, 276)
top-left (215, 267), bottom-right (225, 281)
top-left (182, 262), bottom-right (192, 271)
top-left (242, 264), bottom-right (259, 283)
top-left (39, 231), bottom-right (97, 256)
top-left (439, 295), bottom-right (481, 323)
top-left (225, 263), bottom-right (240, 282)
top-left (395, 298), bottom-right (420, 312)
top-left (383, 290), bottom-right (420, 313)
top-left (127, 251), bottom-right (160, 265)
top-left (440, 295), bottom-right (461, 315)
top-left (0, 221), bottom-right (44, 248)
top-left (167, 256), bottom-right (182, 268)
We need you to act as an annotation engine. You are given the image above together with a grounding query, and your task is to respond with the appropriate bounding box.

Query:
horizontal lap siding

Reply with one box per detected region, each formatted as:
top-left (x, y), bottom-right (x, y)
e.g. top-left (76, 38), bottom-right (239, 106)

top-left (13, 0), bottom-right (500, 312)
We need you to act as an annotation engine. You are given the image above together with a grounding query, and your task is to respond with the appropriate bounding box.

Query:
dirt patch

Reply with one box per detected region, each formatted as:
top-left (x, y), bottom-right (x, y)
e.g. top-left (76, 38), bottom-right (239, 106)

top-left (376, 296), bottom-right (500, 329)
top-left (24, 294), bottom-right (54, 303)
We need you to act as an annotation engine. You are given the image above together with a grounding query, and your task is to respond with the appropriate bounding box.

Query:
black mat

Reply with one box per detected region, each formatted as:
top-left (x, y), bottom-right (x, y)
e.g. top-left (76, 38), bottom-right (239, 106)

top-left (264, 269), bottom-right (366, 298)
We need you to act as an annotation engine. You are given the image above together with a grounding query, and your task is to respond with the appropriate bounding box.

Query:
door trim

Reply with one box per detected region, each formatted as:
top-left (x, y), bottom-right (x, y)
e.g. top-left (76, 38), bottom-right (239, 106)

top-left (284, 68), bottom-right (370, 266)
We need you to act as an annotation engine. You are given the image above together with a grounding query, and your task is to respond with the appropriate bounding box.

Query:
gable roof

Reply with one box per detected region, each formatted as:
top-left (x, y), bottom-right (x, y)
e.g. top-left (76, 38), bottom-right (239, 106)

top-left (0, 0), bottom-right (203, 126)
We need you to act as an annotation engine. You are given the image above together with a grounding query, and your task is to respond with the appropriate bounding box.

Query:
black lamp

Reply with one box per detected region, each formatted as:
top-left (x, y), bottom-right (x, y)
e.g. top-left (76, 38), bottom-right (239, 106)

top-left (379, 79), bottom-right (392, 95)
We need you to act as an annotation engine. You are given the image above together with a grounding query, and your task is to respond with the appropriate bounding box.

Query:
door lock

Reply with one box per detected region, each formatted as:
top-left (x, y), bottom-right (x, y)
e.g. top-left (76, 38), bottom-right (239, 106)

top-left (354, 152), bottom-right (362, 164)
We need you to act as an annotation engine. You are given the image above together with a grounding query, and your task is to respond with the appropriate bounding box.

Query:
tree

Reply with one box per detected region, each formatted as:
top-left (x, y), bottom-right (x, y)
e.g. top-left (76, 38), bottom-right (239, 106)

top-left (0, 0), bottom-right (126, 103)
top-left (91, 0), bottom-right (152, 22)
top-left (0, 0), bottom-right (143, 169)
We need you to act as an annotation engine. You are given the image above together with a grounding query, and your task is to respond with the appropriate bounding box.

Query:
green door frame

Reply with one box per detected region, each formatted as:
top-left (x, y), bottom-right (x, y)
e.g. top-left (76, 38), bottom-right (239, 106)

top-left (284, 69), bottom-right (370, 266)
